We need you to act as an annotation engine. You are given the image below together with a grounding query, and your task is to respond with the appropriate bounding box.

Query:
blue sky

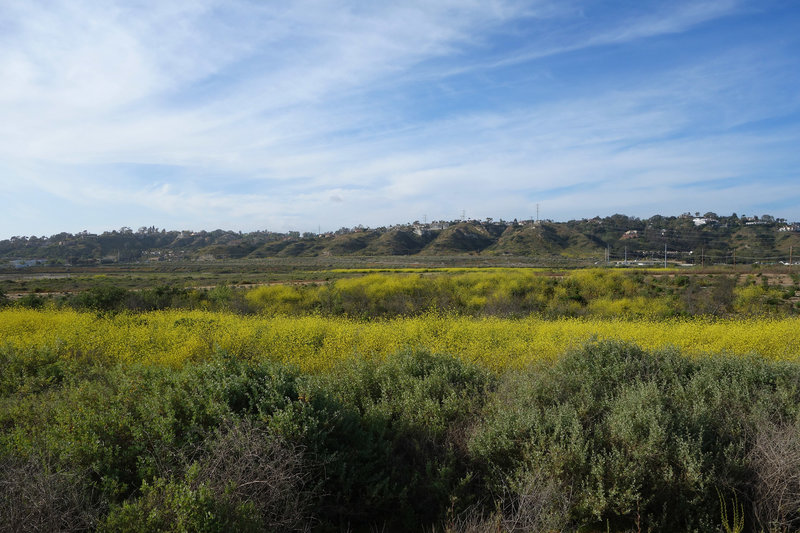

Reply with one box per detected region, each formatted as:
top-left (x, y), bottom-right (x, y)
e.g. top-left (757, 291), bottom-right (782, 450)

top-left (1, 0), bottom-right (799, 238)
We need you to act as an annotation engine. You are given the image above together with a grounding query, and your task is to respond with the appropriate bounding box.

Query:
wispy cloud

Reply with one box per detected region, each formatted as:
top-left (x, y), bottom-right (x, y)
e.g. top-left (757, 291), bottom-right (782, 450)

top-left (433, 0), bottom-right (744, 74)
top-left (0, 0), bottom-right (798, 237)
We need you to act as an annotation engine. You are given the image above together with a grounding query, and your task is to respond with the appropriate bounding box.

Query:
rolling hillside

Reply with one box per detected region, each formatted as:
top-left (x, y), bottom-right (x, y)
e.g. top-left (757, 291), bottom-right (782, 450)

top-left (2, 214), bottom-right (800, 264)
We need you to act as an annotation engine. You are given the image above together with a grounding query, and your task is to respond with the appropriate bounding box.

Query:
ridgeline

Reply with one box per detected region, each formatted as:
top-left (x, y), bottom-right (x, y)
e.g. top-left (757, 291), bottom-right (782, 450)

top-left (3, 212), bottom-right (800, 266)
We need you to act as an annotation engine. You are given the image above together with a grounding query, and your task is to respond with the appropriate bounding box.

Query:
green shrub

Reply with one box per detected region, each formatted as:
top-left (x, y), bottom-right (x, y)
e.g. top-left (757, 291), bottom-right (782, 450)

top-left (7, 340), bottom-right (800, 531)
top-left (70, 285), bottom-right (131, 312)
top-left (469, 341), bottom-right (800, 531)
top-left (129, 286), bottom-right (191, 311)
top-left (285, 349), bottom-right (493, 528)
top-left (0, 352), bottom-right (306, 505)
top-left (16, 293), bottom-right (46, 309)
top-left (0, 346), bottom-right (66, 397)
top-left (102, 466), bottom-right (261, 533)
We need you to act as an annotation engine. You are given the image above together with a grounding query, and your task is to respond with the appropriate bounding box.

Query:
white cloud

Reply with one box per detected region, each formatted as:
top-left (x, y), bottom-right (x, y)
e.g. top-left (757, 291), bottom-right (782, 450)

top-left (0, 0), bottom-right (798, 238)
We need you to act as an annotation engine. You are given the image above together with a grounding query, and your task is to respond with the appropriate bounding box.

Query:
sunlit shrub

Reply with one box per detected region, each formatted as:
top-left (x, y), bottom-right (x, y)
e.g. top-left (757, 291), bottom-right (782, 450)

top-left (587, 296), bottom-right (674, 318)
top-left (469, 341), bottom-right (800, 531)
top-left (102, 467), bottom-right (261, 533)
top-left (239, 269), bottom-right (797, 319)
top-left (734, 284), bottom-right (787, 315)
top-left (566, 269), bottom-right (636, 300)
top-left (245, 284), bottom-right (313, 315)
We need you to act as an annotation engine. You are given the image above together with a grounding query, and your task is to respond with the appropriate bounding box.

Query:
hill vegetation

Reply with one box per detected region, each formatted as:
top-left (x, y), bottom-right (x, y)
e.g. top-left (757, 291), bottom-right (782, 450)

top-left (3, 213), bottom-right (800, 265)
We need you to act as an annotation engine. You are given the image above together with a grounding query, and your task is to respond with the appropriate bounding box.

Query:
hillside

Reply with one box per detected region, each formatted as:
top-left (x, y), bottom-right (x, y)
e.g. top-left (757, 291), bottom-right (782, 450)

top-left (2, 214), bottom-right (800, 265)
top-left (422, 223), bottom-right (496, 254)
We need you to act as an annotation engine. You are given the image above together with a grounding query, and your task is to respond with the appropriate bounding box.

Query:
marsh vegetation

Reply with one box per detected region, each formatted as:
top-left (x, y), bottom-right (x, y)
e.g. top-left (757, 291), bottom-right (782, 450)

top-left (3, 267), bottom-right (800, 531)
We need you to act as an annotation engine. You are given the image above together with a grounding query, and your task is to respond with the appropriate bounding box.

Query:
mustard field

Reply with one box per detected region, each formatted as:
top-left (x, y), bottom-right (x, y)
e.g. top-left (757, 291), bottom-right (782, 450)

top-left (3, 308), bottom-right (799, 371)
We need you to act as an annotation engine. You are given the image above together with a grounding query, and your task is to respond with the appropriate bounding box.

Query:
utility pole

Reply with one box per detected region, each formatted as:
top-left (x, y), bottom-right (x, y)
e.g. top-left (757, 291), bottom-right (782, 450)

top-left (536, 203), bottom-right (540, 224)
top-left (423, 214), bottom-right (427, 224)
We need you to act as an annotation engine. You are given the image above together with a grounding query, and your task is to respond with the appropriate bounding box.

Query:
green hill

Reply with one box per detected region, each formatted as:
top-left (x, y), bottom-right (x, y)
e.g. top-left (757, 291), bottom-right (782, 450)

top-left (362, 229), bottom-right (433, 255)
top-left (422, 223), bottom-right (495, 254)
top-left (488, 223), bottom-right (569, 255)
top-left (2, 214), bottom-right (798, 264)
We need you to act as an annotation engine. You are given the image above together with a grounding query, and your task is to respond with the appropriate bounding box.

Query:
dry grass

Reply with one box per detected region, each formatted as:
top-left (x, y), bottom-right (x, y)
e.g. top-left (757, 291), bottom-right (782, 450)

top-left (0, 455), bottom-right (98, 532)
